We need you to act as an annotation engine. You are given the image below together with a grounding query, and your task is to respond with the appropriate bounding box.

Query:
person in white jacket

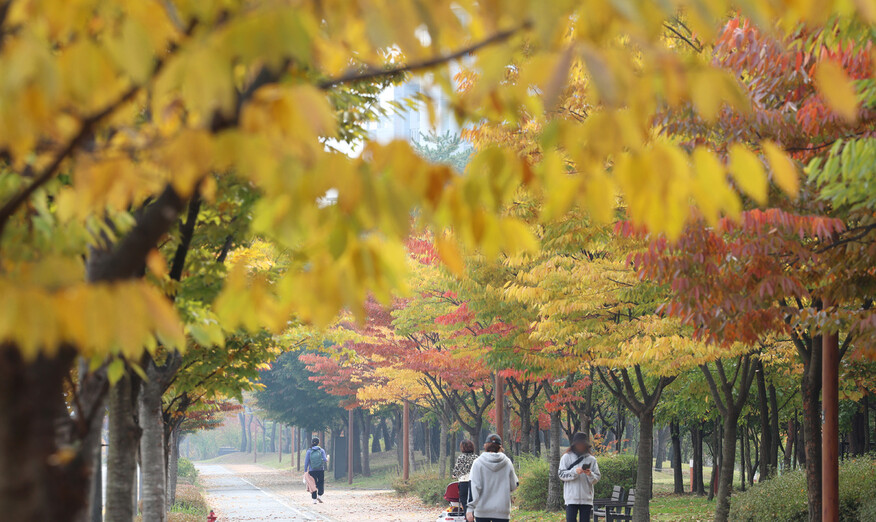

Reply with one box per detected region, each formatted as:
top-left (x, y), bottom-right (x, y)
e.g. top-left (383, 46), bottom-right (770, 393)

top-left (466, 434), bottom-right (518, 522)
top-left (558, 432), bottom-right (601, 522)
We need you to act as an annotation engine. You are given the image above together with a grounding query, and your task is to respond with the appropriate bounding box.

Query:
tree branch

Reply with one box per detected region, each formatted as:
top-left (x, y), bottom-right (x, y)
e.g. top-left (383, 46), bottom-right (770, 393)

top-left (700, 363), bottom-right (727, 416)
top-left (0, 23), bottom-right (193, 240)
top-left (168, 193), bottom-right (202, 282)
top-left (317, 22), bottom-right (530, 90)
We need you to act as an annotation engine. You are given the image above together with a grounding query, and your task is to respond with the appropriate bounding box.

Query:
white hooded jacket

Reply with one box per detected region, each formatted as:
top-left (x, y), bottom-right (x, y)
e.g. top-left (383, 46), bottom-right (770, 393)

top-left (558, 452), bottom-right (601, 505)
top-left (467, 452), bottom-right (519, 519)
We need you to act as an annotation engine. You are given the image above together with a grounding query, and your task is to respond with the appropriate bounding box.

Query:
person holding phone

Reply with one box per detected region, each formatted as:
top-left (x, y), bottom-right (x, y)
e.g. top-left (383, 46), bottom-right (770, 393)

top-left (558, 432), bottom-right (601, 522)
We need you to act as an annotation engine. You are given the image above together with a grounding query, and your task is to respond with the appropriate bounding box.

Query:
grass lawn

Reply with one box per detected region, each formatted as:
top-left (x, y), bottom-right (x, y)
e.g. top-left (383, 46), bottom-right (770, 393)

top-left (513, 495), bottom-right (714, 521)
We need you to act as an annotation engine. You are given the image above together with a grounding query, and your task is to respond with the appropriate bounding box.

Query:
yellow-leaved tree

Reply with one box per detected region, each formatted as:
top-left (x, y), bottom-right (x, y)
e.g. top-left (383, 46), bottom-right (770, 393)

top-left (0, 1), bottom-right (871, 520)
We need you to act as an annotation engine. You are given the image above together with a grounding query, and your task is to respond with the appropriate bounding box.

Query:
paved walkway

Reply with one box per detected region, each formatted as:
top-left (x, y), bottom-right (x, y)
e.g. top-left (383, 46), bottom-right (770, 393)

top-left (197, 464), bottom-right (333, 521)
top-left (196, 463), bottom-right (437, 522)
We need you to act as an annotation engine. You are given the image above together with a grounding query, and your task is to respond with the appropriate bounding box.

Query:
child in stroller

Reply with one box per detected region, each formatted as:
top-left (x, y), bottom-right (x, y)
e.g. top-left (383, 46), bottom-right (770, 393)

top-left (435, 482), bottom-right (467, 522)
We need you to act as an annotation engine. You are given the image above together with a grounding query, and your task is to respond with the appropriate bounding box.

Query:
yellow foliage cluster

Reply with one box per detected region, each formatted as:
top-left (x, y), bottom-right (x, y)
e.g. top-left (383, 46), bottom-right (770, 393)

top-left (0, 0), bottom-right (871, 362)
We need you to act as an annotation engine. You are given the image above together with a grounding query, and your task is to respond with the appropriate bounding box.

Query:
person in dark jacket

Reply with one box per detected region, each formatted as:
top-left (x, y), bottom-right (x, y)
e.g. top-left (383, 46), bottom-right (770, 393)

top-left (304, 437), bottom-right (328, 504)
top-left (453, 439), bottom-right (477, 513)
top-left (558, 432), bottom-right (601, 522)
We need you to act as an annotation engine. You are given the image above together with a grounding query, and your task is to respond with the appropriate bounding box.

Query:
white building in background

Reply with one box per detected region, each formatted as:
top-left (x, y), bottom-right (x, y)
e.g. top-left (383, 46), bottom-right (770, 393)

top-left (367, 78), bottom-right (460, 144)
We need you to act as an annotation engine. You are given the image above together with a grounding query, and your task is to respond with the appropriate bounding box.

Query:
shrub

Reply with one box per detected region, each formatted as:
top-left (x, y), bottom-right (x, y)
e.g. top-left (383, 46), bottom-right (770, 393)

top-left (393, 473), bottom-right (450, 505)
top-left (515, 454), bottom-right (550, 510)
top-left (593, 453), bottom-right (637, 499)
top-left (513, 453), bottom-right (637, 510)
top-left (730, 455), bottom-right (876, 521)
top-left (177, 458), bottom-right (198, 485)
top-left (173, 484), bottom-right (209, 516)
top-left (392, 476), bottom-right (417, 496)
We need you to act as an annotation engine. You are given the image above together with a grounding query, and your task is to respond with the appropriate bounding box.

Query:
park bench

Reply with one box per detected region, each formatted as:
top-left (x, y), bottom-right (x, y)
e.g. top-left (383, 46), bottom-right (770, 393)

top-left (592, 486), bottom-right (624, 521)
top-left (594, 488), bottom-right (635, 522)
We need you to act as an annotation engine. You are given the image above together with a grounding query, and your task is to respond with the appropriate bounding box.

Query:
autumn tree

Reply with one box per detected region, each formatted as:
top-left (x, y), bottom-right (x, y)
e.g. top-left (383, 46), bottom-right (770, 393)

top-left (1, 2), bottom-right (872, 520)
top-left (637, 16), bottom-right (876, 520)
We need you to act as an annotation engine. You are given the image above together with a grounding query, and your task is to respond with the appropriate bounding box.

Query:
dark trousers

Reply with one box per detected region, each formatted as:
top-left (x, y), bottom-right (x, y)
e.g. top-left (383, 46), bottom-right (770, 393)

top-left (565, 504), bottom-right (592, 522)
top-left (475, 518), bottom-right (508, 522)
top-left (458, 481), bottom-right (471, 512)
top-left (310, 470), bottom-right (325, 499)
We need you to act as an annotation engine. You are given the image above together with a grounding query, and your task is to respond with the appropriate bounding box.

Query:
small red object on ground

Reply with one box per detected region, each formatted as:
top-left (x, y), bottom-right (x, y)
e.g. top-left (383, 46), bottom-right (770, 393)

top-left (207, 510), bottom-right (218, 522)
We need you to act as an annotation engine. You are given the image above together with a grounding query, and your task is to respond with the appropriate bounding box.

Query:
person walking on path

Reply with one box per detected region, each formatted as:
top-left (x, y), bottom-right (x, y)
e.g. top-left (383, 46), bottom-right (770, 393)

top-left (304, 437), bottom-right (328, 504)
top-left (465, 434), bottom-right (518, 522)
top-left (558, 432), bottom-right (601, 522)
top-left (453, 439), bottom-right (477, 513)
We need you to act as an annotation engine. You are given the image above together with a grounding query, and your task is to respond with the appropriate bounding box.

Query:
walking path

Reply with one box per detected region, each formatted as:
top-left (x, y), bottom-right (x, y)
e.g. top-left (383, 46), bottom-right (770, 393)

top-left (197, 463), bottom-right (437, 522)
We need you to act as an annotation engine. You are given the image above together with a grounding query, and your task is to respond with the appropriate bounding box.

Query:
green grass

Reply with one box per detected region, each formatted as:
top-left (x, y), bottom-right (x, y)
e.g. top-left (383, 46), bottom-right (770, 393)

top-left (512, 494), bottom-right (714, 522)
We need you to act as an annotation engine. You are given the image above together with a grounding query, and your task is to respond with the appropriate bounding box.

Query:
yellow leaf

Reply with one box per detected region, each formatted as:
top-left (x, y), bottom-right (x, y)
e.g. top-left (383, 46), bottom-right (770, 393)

top-left (815, 60), bottom-right (859, 122)
top-left (106, 17), bottom-right (154, 83)
top-left (146, 250), bottom-right (168, 279)
top-left (107, 359), bottom-right (125, 385)
top-left (435, 235), bottom-right (464, 276)
top-left (729, 144), bottom-right (767, 205)
top-left (762, 141), bottom-right (799, 197)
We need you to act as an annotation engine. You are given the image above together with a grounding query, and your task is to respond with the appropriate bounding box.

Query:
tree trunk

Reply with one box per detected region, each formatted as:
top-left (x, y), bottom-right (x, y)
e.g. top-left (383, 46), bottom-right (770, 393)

top-left (768, 384), bottom-right (780, 472)
top-left (801, 337), bottom-right (822, 522)
top-left (106, 374), bottom-right (141, 522)
top-left (616, 399), bottom-right (625, 453)
top-left (708, 419), bottom-right (719, 501)
top-left (76, 359), bottom-right (108, 522)
top-left (546, 409), bottom-right (563, 511)
top-left (654, 425), bottom-right (669, 471)
top-left (631, 411), bottom-right (654, 522)
top-left (755, 361), bottom-right (772, 480)
top-left (382, 416), bottom-right (393, 451)
top-left (739, 430), bottom-right (746, 492)
top-left (139, 374), bottom-right (166, 522)
top-left (671, 421), bottom-right (684, 494)
top-left (239, 412), bottom-right (247, 452)
top-left (783, 418), bottom-right (795, 471)
top-left (691, 423), bottom-right (705, 495)
top-left (87, 435), bottom-right (103, 522)
top-left (0, 350), bottom-right (93, 522)
top-left (849, 402), bottom-right (867, 455)
top-left (407, 409), bottom-right (416, 473)
top-left (359, 409), bottom-right (371, 477)
top-left (269, 421), bottom-right (277, 453)
top-left (532, 418), bottom-right (541, 457)
top-left (519, 399), bottom-right (532, 454)
top-left (439, 402), bottom-right (450, 479)
top-left (714, 415), bottom-right (737, 521)
top-left (166, 426), bottom-right (180, 510)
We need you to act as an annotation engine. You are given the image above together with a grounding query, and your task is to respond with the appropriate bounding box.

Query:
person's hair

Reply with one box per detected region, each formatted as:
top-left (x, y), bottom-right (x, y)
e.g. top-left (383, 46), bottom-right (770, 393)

top-left (311, 437), bottom-right (320, 447)
top-left (484, 441), bottom-right (502, 453)
top-left (460, 439), bottom-right (475, 454)
top-left (567, 438), bottom-right (592, 455)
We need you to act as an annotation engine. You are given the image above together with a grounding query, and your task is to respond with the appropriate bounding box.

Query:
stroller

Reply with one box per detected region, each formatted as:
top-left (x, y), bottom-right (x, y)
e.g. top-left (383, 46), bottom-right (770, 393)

top-left (435, 482), bottom-right (467, 522)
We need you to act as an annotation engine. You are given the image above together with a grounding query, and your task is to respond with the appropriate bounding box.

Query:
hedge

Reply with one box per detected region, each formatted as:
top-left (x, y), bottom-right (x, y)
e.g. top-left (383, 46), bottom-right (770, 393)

top-left (176, 458), bottom-right (199, 485)
top-left (729, 455), bottom-right (876, 521)
top-left (515, 453), bottom-right (638, 510)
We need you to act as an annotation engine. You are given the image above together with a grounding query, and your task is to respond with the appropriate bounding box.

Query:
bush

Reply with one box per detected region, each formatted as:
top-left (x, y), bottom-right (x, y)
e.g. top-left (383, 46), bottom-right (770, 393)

top-left (513, 453), bottom-right (637, 510)
top-left (177, 458), bottom-right (198, 485)
top-left (515, 455), bottom-right (550, 510)
top-left (730, 455), bottom-right (876, 521)
top-left (173, 484), bottom-right (209, 516)
top-left (393, 473), bottom-right (450, 505)
top-left (593, 453), bottom-right (637, 498)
